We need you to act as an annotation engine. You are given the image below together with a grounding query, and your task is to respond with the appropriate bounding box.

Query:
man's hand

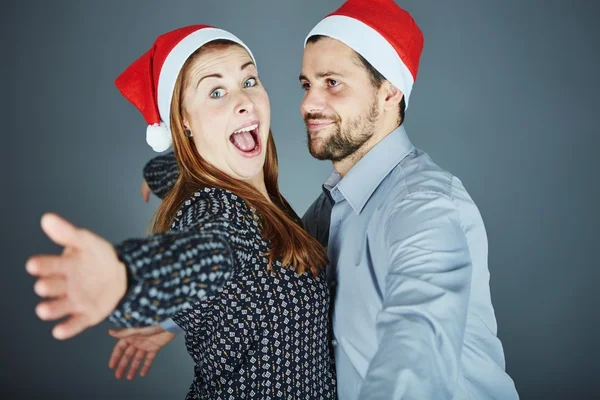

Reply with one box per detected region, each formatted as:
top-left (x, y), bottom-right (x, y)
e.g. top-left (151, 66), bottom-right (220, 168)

top-left (141, 179), bottom-right (151, 203)
top-left (108, 325), bottom-right (176, 379)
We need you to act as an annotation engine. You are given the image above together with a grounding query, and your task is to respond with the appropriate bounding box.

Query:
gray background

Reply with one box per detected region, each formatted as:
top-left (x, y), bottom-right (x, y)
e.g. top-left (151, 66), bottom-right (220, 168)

top-left (3, 0), bottom-right (599, 399)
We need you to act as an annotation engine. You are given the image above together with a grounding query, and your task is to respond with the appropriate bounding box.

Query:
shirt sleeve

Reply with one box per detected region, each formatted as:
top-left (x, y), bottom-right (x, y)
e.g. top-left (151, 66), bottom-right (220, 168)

top-left (143, 152), bottom-right (179, 199)
top-left (108, 197), bottom-right (236, 333)
top-left (160, 318), bottom-right (183, 334)
top-left (358, 192), bottom-right (473, 400)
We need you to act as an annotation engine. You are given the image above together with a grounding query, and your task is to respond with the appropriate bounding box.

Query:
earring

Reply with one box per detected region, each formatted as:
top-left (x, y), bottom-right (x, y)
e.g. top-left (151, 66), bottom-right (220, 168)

top-left (184, 129), bottom-right (192, 137)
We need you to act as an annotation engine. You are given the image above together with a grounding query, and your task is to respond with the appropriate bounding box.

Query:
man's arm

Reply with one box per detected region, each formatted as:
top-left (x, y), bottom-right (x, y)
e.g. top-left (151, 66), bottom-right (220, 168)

top-left (159, 318), bottom-right (183, 334)
top-left (359, 192), bottom-right (473, 399)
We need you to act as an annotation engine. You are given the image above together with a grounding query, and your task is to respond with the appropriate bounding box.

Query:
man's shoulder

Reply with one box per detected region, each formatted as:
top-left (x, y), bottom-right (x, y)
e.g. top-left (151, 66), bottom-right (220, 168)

top-left (377, 150), bottom-right (482, 225)
top-left (395, 149), bottom-right (455, 198)
top-left (371, 149), bottom-right (471, 218)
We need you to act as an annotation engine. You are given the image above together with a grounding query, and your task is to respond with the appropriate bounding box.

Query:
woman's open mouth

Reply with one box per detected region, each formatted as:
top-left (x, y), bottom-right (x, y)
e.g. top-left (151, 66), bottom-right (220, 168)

top-left (229, 122), bottom-right (262, 157)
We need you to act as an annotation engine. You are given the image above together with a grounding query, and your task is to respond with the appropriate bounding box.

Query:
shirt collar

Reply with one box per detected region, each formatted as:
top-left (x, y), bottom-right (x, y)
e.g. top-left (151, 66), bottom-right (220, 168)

top-left (322, 125), bottom-right (415, 214)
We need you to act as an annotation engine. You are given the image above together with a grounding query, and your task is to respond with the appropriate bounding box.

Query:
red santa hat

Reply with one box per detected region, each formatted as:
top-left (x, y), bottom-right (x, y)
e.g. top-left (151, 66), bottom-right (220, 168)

top-left (115, 25), bottom-right (257, 152)
top-left (304, 0), bottom-right (423, 108)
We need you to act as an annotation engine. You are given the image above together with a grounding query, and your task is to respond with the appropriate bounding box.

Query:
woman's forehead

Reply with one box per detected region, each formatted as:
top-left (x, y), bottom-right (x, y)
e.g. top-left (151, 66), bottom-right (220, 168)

top-left (195, 45), bottom-right (253, 69)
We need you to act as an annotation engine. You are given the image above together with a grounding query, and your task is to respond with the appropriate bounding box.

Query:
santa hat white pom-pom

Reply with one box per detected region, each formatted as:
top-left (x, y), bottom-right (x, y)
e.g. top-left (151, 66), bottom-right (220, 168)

top-left (146, 122), bottom-right (172, 152)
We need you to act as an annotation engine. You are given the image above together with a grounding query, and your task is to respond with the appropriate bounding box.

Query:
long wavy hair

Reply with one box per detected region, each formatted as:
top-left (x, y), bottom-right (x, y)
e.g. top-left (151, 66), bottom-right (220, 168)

top-left (151, 40), bottom-right (328, 276)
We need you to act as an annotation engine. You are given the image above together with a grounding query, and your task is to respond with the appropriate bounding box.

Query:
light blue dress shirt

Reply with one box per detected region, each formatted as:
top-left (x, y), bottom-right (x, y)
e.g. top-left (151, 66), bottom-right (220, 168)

top-left (302, 126), bottom-right (519, 400)
top-left (160, 317), bottom-right (181, 333)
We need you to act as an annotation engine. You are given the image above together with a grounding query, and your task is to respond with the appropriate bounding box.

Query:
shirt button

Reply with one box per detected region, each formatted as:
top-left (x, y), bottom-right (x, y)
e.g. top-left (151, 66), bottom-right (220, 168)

top-left (332, 339), bottom-right (338, 347)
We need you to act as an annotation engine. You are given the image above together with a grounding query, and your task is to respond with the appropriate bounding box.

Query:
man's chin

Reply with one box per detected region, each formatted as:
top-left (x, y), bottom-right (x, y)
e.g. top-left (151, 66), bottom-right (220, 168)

top-left (308, 147), bottom-right (334, 161)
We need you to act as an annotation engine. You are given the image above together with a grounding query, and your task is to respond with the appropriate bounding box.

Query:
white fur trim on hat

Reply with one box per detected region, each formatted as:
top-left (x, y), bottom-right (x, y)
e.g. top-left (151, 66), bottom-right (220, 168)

top-left (305, 15), bottom-right (415, 107)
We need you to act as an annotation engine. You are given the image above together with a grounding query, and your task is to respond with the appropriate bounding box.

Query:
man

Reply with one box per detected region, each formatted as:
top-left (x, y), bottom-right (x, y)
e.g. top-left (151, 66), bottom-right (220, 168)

top-left (113, 0), bottom-right (519, 398)
top-left (298, 0), bottom-right (518, 399)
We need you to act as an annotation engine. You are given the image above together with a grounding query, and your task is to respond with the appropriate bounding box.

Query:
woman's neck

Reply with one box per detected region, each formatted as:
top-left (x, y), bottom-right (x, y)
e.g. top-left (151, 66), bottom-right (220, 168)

top-left (248, 173), bottom-right (273, 204)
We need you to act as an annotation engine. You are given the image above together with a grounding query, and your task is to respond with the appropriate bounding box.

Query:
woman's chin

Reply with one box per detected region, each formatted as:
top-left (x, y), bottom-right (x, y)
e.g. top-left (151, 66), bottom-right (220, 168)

top-left (229, 160), bottom-right (265, 182)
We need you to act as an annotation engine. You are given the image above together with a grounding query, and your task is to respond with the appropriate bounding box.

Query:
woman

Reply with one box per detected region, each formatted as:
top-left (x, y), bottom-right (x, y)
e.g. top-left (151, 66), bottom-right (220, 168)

top-left (26, 24), bottom-right (336, 399)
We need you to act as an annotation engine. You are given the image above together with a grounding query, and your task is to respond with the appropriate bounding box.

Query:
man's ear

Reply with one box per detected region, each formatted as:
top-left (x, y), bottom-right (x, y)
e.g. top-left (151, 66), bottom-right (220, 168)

top-left (381, 81), bottom-right (403, 112)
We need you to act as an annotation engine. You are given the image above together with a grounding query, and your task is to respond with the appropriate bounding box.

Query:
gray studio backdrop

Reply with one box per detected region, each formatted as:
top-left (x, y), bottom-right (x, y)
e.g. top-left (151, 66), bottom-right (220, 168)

top-left (4, 0), bottom-right (599, 399)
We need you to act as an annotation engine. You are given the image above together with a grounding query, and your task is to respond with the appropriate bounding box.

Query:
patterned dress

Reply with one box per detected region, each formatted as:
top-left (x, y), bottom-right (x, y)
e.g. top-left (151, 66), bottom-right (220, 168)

top-left (108, 154), bottom-right (336, 399)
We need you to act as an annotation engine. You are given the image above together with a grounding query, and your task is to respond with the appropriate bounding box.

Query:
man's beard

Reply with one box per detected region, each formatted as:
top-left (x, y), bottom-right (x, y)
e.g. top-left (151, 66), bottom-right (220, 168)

top-left (305, 96), bottom-right (379, 162)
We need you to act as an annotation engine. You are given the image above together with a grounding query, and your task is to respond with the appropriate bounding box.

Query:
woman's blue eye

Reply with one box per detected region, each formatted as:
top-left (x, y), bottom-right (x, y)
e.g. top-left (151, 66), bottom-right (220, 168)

top-left (210, 88), bottom-right (226, 98)
top-left (244, 78), bottom-right (257, 87)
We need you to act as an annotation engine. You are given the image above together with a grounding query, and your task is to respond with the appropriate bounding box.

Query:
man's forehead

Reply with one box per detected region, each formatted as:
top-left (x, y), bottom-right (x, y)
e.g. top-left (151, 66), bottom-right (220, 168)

top-left (301, 38), bottom-right (360, 77)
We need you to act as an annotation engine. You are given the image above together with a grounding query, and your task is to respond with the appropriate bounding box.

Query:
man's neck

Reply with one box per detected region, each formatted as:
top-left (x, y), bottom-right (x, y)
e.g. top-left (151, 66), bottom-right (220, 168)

top-left (333, 123), bottom-right (400, 178)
